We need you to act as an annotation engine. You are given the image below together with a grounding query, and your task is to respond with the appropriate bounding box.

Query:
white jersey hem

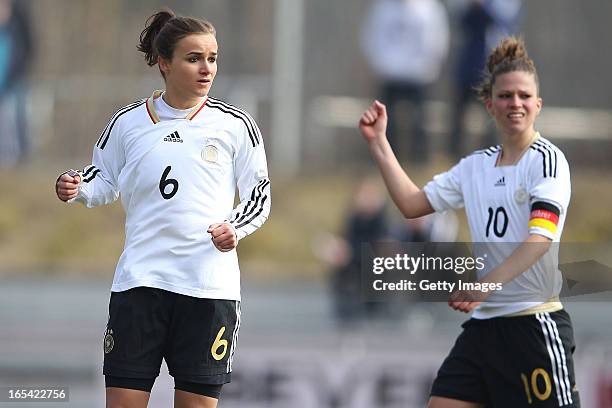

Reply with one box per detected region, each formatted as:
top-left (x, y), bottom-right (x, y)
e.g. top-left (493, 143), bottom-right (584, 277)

top-left (110, 279), bottom-right (241, 301)
top-left (472, 301), bottom-right (545, 319)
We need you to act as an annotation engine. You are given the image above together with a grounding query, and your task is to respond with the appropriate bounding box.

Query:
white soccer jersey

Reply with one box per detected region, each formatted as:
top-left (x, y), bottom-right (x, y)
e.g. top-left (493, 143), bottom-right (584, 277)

top-left (424, 134), bottom-right (570, 318)
top-left (70, 91), bottom-right (271, 301)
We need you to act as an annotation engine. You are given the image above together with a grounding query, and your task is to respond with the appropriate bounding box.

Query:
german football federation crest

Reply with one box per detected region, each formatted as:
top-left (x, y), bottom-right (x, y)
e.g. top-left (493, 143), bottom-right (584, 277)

top-left (104, 329), bottom-right (114, 354)
top-left (202, 145), bottom-right (219, 163)
top-left (515, 187), bottom-right (528, 204)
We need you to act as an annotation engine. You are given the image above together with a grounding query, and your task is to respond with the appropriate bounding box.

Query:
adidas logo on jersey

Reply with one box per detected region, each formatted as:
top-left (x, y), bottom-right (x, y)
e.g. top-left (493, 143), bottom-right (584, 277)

top-left (163, 131), bottom-right (183, 143)
top-left (495, 176), bottom-right (505, 187)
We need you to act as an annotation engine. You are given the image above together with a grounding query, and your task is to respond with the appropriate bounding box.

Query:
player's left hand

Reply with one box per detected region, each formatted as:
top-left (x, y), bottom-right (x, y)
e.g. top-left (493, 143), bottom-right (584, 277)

top-left (448, 288), bottom-right (490, 313)
top-left (207, 223), bottom-right (237, 252)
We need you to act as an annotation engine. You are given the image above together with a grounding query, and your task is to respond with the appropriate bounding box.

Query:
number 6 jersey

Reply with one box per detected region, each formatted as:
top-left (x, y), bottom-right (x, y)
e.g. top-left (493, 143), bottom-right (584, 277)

top-left (70, 91), bottom-right (271, 301)
top-left (423, 134), bottom-right (571, 318)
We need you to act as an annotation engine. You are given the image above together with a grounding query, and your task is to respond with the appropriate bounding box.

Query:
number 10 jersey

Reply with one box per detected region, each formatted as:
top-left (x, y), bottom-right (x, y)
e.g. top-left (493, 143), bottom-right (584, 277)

top-left (423, 135), bottom-right (571, 318)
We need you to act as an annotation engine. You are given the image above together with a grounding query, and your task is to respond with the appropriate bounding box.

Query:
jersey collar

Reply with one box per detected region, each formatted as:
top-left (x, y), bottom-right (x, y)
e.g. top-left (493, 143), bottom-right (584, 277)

top-left (146, 90), bottom-right (208, 124)
top-left (495, 132), bottom-right (541, 167)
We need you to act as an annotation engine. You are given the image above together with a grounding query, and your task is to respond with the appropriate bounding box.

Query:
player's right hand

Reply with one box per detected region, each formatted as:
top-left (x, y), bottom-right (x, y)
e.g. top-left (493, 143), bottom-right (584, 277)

top-left (359, 100), bottom-right (388, 143)
top-left (56, 171), bottom-right (81, 202)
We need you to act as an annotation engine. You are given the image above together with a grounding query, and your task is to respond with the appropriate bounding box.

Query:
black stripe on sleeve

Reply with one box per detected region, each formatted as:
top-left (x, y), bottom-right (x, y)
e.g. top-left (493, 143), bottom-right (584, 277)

top-left (95, 100), bottom-right (143, 147)
top-left (546, 147), bottom-right (553, 178)
top-left (206, 101), bottom-right (256, 147)
top-left (205, 98), bottom-right (261, 147)
top-left (229, 179), bottom-right (266, 224)
top-left (82, 165), bottom-right (96, 177)
top-left (230, 180), bottom-right (263, 223)
top-left (235, 195), bottom-right (269, 229)
top-left (485, 145), bottom-right (501, 156)
top-left (531, 201), bottom-right (561, 217)
top-left (534, 141), bottom-right (556, 179)
top-left (471, 145), bottom-right (501, 157)
top-left (536, 139), bottom-right (559, 178)
top-left (83, 168), bottom-right (101, 183)
top-left (233, 179), bottom-right (270, 225)
top-left (228, 212), bottom-right (241, 224)
top-left (208, 97), bottom-right (262, 145)
top-left (530, 145), bottom-right (548, 178)
top-left (97, 100), bottom-right (146, 150)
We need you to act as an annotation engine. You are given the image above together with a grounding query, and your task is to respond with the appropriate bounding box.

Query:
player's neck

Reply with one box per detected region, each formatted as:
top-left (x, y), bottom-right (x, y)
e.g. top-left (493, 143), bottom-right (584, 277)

top-left (162, 89), bottom-right (204, 110)
top-left (497, 130), bottom-right (538, 166)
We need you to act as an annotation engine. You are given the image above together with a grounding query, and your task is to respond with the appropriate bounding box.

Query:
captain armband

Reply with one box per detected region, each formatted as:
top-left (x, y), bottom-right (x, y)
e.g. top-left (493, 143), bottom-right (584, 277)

top-left (528, 201), bottom-right (561, 236)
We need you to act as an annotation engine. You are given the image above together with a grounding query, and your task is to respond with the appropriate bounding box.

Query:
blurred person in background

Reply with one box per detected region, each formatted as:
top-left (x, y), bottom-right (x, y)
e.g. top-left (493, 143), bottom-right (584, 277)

top-left (55, 8), bottom-right (270, 408)
top-left (390, 215), bottom-right (433, 243)
top-left (449, 0), bottom-right (523, 159)
top-left (389, 211), bottom-right (458, 243)
top-left (448, 0), bottom-right (494, 159)
top-left (316, 179), bottom-right (389, 326)
top-left (317, 180), bottom-right (458, 326)
top-left (485, 0), bottom-right (522, 51)
top-left (0, 0), bottom-right (33, 167)
top-left (387, 212), bottom-right (459, 307)
top-left (359, 37), bottom-right (579, 407)
top-left (360, 0), bottom-right (449, 163)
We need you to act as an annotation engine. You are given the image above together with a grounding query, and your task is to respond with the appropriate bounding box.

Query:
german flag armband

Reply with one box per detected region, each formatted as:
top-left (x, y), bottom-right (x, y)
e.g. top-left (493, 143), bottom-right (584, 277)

top-left (528, 201), bottom-right (561, 237)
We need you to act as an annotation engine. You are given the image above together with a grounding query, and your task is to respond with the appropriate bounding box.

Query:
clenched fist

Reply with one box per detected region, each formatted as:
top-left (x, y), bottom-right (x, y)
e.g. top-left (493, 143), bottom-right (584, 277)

top-left (207, 223), bottom-right (238, 252)
top-left (358, 100), bottom-right (388, 143)
top-left (56, 171), bottom-right (81, 202)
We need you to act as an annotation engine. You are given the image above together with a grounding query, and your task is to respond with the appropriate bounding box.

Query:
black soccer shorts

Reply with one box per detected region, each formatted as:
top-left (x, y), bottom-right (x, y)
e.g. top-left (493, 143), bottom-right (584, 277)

top-left (430, 309), bottom-right (580, 407)
top-left (103, 287), bottom-right (240, 386)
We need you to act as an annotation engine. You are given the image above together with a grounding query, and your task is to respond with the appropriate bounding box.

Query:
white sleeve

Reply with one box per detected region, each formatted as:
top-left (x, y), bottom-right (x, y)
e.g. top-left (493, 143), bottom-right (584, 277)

top-left (68, 111), bottom-right (126, 208)
top-left (527, 149), bottom-right (571, 240)
top-left (227, 114), bottom-right (271, 241)
top-left (423, 159), bottom-right (465, 212)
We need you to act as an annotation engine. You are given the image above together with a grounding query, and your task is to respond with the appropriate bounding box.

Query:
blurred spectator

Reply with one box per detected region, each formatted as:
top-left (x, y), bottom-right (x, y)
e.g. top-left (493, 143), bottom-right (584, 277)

top-left (361, 0), bottom-right (449, 163)
top-left (448, 0), bottom-right (494, 158)
top-left (0, 0), bottom-right (33, 167)
top-left (314, 179), bottom-right (389, 326)
top-left (485, 0), bottom-right (522, 51)
top-left (391, 216), bottom-right (433, 243)
top-left (315, 179), bottom-right (459, 327)
top-left (389, 211), bottom-right (458, 243)
top-left (448, 0), bottom-right (523, 158)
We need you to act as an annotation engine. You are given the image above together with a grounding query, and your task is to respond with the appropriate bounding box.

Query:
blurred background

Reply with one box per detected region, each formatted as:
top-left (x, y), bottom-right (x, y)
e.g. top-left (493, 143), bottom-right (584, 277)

top-left (1, 0), bottom-right (611, 406)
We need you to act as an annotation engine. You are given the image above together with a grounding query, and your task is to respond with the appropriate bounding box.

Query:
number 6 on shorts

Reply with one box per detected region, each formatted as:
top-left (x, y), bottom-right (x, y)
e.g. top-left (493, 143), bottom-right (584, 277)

top-left (211, 326), bottom-right (228, 361)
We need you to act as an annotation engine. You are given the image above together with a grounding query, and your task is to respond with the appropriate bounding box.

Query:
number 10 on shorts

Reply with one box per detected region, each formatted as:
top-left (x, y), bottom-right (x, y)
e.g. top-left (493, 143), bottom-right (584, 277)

top-left (521, 368), bottom-right (552, 404)
top-left (211, 326), bottom-right (228, 361)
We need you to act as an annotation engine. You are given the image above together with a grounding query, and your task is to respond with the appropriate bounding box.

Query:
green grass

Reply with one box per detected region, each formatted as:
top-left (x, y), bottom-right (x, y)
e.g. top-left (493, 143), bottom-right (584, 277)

top-left (1, 162), bottom-right (610, 280)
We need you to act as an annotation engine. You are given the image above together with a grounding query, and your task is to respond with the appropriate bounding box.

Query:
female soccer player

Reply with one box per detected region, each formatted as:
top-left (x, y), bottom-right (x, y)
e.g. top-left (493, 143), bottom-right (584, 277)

top-left (55, 9), bottom-right (270, 408)
top-left (359, 37), bottom-right (579, 407)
